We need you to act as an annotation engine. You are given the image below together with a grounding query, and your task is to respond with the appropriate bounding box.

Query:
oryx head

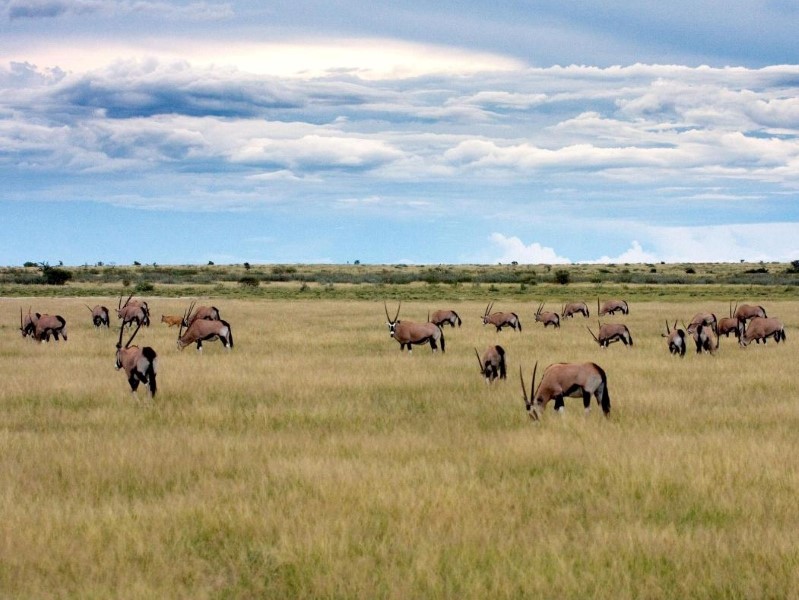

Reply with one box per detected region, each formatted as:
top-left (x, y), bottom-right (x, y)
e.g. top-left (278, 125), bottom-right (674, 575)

top-left (115, 320), bottom-right (142, 369)
top-left (384, 301), bottom-right (401, 337)
top-left (176, 301), bottom-right (196, 350)
top-left (481, 301), bottom-right (494, 325)
top-left (520, 363), bottom-right (541, 421)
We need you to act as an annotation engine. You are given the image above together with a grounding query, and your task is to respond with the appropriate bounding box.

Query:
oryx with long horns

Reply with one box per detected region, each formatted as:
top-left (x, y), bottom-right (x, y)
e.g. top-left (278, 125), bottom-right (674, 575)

top-left (520, 362), bottom-right (611, 420)
top-left (177, 303), bottom-right (234, 352)
top-left (598, 298), bottom-right (629, 316)
top-left (686, 312), bottom-right (718, 336)
top-left (534, 303), bottom-right (560, 328)
top-left (733, 302), bottom-right (767, 323)
top-left (117, 294), bottom-right (150, 328)
top-left (684, 320), bottom-right (718, 354)
top-left (185, 302), bottom-right (222, 327)
top-left (384, 302), bottom-right (445, 353)
top-left (86, 304), bottom-right (110, 328)
top-left (430, 309), bottom-right (462, 328)
top-left (717, 302), bottom-right (741, 340)
top-left (115, 320), bottom-right (157, 397)
top-left (23, 309), bottom-right (68, 342)
top-left (475, 345), bottom-right (506, 383)
top-left (739, 317), bottom-right (786, 347)
top-left (561, 301), bottom-right (590, 319)
top-left (481, 302), bottom-right (522, 332)
top-left (587, 321), bottom-right (633, 348)
top-left (19, 307), bottom-right (36, 339)
top-left (662, 320), bottom-right (687, 357)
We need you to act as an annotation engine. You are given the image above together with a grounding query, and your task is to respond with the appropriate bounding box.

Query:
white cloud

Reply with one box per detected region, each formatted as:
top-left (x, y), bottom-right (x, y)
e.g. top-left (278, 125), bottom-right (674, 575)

top-left (489, 233), bottom-right (570, 264)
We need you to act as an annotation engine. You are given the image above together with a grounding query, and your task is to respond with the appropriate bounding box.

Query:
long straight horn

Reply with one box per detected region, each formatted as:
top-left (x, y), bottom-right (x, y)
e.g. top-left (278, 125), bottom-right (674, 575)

top-left (665, 319), bottom-right (670, 334)
top-left (394, 301), bottom-right (401, 323)
top-left (126, 322), bottom-right (142, 348)
top-left (20, 308), bottom-right (23, 330)
top-left (587, 326), bottom-right (599, 343)
top-left (116, 320), bottom-right (126, 348)
top-left (123, 293), bottom-right (134, 308)
top-left (85, 304), bottom-right (93, 312)
top-left (475, 348), bottom-right (485, 374)
top-left (384, 301), bottom-right (391, 322)
top-left (519, 365), bottom-right (529, 406)
top-left (597, 297), bottom-right (601, 314)
top-left (484, 302), bottom-right (491, 317)
top-left (530, 362), bottom-right (539, 420)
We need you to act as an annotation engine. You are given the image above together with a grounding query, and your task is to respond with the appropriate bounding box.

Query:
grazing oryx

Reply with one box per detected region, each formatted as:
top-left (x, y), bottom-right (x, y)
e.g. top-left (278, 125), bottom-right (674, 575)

top-left (598, 298), bottom-right (629, 316)
top-left (86, 304), bottom-right (110, 328)
top-left (739, 317), bottom-right (786, 347)
top-left (734, 302), bottom-right (767, 323)
top-left (587, 322), bottom-right (633, 348)
top-left (717, 303), bottom-right (740, 340)
top-left (117, 295), bottom-right (150, 328)
top-left (520, 362), bottom-right (611, 420)
top-left (115, 321), bottom-right (157, 398)
top-left (690, 323), bottom-right (718, 354)
top-left (185, 302), bottom-right (222, 327)
top-left (686, 312), bottom-right (718, 335)
top-left (160, 314), bottom-right (184, 327)
top-left (177, 304), bottom-right (234, 352)
top-left (384, 302), bottom-right (445, 353)
top-left (19, 308), bottom-right (36, 338)
top-left (430, 309), bottom-right (462, 328)
top-left (662, 320), bottom-right (687, 357)
top-left (475, 345), bottom-right (506, 383)
top-left (534, 303), bottom-right (560, 328)
top-left (561, 301), bottom-right (590, 319)
top-left (23, 310), bottom-right (68, 342)
top-left (481, 302), bottom-right (522, 332)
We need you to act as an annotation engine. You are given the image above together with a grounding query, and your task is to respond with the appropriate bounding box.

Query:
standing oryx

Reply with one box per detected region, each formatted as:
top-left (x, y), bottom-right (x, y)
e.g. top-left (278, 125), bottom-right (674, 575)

top-left (561, 301), bottom-right (590, 319)
top-left (475, 345), bottom-right (506, 383)
top-left (587, 322), bottom-right (633, 348)
top-left (22, 309), bottom-right (68, 342)
top-left (739, 317), bottom-right (786, 347)
top-left (430, 309), bottom-right (462, 328)
top-left (177, 303), bottom-right (234, 352)
top-left (520, 362), bottom-right (611, 420)
top-left (115, 320), bottom-right (157, 397)
top-left (717, 302), bottom-right (741, 340)
top-left (733, 302), bottom-right (767, 323)
top-left (86, 304), bottom-right (110, 328)
top-left (384, 302), bottom-right (445, 353)
top-left (686, 312), bottom-right (718, 336)
top-left (534, 303), bottom-right (560, 328)
top-left (598, 298), bottom-right (629, 316)
top-left (117, 295), bottom-right (150, 328)
top-left (662, 320), bottom-right (687, 357)
top-left (481, 302), bottom-right (522, 332)
top-left (690, 323), bottom-right (718, 354)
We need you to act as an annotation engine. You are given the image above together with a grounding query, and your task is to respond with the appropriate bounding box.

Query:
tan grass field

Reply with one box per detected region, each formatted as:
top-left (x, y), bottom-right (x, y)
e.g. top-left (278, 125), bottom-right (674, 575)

top-left (1, 296), bottom-right (798, 598)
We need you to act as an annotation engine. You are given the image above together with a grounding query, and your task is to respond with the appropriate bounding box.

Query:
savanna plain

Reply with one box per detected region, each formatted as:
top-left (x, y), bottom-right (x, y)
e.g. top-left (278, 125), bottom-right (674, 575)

top-left (1, 290), bottom-right (798, 598)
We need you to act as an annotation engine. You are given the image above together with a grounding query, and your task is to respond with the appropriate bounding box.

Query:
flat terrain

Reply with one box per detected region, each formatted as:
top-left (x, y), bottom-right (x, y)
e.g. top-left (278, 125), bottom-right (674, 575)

top-left (1, 295), bottom-right (797, 598)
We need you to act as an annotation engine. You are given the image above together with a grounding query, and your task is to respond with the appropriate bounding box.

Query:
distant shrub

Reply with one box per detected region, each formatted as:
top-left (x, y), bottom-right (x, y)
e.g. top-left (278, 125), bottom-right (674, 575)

top-left (239, 276), bottom-right (259, 288)
top-left (40, 264), bottom-right (72, 285)
top-left (685, 267), bottom-right (696, 274)
top-left (135, 282), bottom-right (154, 293)
top-left (744, 267), bottom-right (768, 274)
top-left (787, 260), bottom-right (799, 274)
top-left (554, 269), bottom-right (571, 285)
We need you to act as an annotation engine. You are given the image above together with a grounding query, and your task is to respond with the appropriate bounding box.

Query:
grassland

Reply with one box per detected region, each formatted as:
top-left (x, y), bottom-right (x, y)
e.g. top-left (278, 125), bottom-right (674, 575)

top-left (1, 293), bottom-right (798, 598)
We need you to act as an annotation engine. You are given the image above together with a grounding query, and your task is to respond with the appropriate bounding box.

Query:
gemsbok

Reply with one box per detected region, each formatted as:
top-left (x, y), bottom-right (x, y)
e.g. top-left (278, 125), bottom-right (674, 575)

top-left (23, 310), bottom-right (68, 342)
top-left (739, 317), bottom-right (786, 347)
top-left (481, 302), bottom-right (522, 332)
top-left (662, 320), bottom-right (687, 357)
top-left (561, 302), bottom-right (590, 319)
top-left (598, 298), bottom-right (629, 316)
top-left (430, 309), bottom-right (462, 328)
top-left (690, 323), bottom-right (718, 354)
top-left (717, 303), bottom-right (740, 340)
top-left (185, 302), bottom-right (222, 326)
top-left (534, 303), bottom-right (560, 328)
top-left (384, 302), bottom-right (445, 353)
top-left (115, 321), bottom-right (157, 397)
top-left (734, 302), bottom-right (767, 323)
top-left (86, 304), bottom-right (110, 328)
top-left (177, 304), bottom-right (234, 352)
top-left (475, 345), bottom-right (506, 383)
top-left (587, 322), bottom-right (633, 348)
top-left (686, 312), bottom-right (718, 335)
top-left (117, 295), bottom-right (150, 328)
top-left (520, 362), bottom-right (611, 420)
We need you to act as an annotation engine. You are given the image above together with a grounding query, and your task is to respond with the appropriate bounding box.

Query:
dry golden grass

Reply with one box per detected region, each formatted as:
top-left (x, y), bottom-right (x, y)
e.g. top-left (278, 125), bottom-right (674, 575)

top-left (0, 296), bottom-right (798, 598)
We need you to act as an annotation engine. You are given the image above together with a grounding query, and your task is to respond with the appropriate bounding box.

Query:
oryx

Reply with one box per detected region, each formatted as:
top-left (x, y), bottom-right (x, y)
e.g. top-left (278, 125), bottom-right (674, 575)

top-left (739, 317), bottom-right (786, 347)
top-left (686, 312), bottom-right (718, 336)
top-left (481, 302), bottom-right (522, 332)
top-left (534, 303), bottom-right (560, 328)
top-left (598, 298), bottom-right (629, 316)
top-left (86, 304), bottom-right (110, 328)
top-left (662, 320), bottom-right (686, 357)
top-left (384, 302), bottom-right (444, 353)
top-left (587, 322), bottom-right (633, 348)
top-left (717, 303), bottom-right (740, 340)
top-left (115, 320), bottom-right (157, 397)
top-left (117, 294), bottom-right (150, 328)
top-left (430, 309), bottom-right (462, 328)
top-left (177, 303), bottom-right (234, 352)
top-left (475, 345), bottom-right (506, 383)
top-left (520, 362), bottom-right (611, 420)
top-left (561, 302), bottom-right (590, 319)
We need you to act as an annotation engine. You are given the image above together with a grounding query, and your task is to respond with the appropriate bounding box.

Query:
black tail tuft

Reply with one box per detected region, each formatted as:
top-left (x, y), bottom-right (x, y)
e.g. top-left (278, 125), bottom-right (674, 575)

top-left (143, 346), bottom-right (157, 397)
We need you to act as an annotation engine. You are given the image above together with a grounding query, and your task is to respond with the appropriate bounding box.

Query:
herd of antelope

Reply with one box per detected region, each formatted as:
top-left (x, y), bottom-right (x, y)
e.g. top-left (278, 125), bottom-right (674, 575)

top-left (384, 296), bottom-right (788, 421)
top-left (18, 296), bottom-right (233, 398)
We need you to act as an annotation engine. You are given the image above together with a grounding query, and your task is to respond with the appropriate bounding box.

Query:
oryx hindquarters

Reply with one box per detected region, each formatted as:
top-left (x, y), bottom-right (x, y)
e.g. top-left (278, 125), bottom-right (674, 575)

top-left (662, 320), bottom-right (686, 357)
top-left (475, 345), bottom-right (506, 383)
top-left (87, 305), bottom-right (110, 328)
top-left (115, 321), bottom-right (158, 397)
top-left (692, 323), bottom-right (718, 354)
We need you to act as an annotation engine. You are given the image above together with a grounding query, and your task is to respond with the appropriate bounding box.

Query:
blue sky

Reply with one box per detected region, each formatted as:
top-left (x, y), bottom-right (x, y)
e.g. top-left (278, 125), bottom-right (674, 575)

top-left (2, 1), bottom-right (798, 265)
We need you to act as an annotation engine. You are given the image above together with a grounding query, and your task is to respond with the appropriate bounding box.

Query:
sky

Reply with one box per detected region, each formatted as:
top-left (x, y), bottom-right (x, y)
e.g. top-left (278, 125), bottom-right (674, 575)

top-left (2, 1), bottom-right (798, 266)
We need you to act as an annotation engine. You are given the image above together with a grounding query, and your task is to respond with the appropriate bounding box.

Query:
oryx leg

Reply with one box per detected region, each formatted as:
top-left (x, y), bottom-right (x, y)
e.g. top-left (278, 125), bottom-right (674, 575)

top-left (554, 395), bottom-right (565, 413)
top-left (583, 390), bottom-right (591, 414)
